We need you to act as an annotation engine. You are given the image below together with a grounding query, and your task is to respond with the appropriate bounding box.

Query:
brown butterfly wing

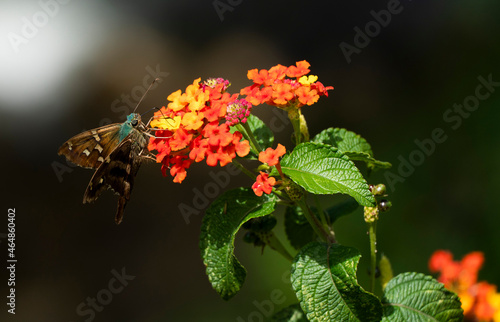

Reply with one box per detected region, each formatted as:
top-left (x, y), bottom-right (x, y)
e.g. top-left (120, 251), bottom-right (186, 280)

top-left (83, 131), bottom-right (147, 224)
top-left (57, 123), bottom-right (122, 169)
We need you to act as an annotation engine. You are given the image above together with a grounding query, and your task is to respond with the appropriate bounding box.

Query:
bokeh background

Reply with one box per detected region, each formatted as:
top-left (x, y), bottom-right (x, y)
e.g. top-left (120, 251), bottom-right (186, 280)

top-left (1, 0), bottom-right (499, 321)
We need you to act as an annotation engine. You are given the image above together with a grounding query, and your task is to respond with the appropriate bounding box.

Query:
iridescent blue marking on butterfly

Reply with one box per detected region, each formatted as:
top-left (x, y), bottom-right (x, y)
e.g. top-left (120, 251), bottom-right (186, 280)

top-left (58, 113), bottom-right (150, 224)
top-left (118, 113), bottom-right (141, 142)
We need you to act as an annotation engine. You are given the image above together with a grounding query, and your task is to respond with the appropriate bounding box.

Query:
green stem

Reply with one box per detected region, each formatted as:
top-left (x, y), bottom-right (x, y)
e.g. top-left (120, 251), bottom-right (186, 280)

top-left (368, 221), bottom-right (377, 293)
top-left (272, 190), bottom-right (290, 202)
top-left (237, 122), bottom-right (262, 154)
top-left (267, 232), bottom-right (294, 262)
top-left (296, 198), bottom-right (333, 243)
top-left (276, 200), bottom-right (294, 207)
top-left (289, 112), bottom-right (302, 145)
top-left (231, 160), bottom-right (256, 180)
top-left (313, 195), bottom-right (329, 228)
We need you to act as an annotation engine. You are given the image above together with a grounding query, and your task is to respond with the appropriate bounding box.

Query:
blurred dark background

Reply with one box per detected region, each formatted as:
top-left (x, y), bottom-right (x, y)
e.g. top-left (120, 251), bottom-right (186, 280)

top-left (1, 0), bottom-right (499, 321)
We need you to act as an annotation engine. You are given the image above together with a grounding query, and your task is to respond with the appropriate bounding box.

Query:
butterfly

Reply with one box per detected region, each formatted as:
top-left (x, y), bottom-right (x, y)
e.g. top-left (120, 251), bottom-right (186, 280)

top-left (58, 113), bottom-right (153, 224)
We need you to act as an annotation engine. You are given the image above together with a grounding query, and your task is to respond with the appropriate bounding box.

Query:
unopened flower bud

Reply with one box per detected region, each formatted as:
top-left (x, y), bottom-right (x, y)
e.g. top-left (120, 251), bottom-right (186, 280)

top-left (364, 206), bottom-right (379, 223)
top-left (378, 199), bottom-right (392, 212)
top-left (226, 99), bottom-right (252, 126)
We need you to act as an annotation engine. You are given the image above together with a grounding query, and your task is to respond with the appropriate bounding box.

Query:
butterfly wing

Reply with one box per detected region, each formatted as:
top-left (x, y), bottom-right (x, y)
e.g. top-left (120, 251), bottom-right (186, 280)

top-left (58, 123), bottom-right (122, 169)
top-left (83, 132), bottom-right (147, 224)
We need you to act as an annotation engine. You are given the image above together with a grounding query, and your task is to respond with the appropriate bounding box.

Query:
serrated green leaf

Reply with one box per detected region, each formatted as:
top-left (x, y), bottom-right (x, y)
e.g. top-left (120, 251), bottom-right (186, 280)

top-left (272, 303), bottom-right (309, 322)
top-left (313, 128), bottom-right (391, 170)
top-left (313, 128), bottom-right (374, 155)
top-left (381, 272), bottom-right (463, 321)
top-left (200, 188), bottom-right (277, 300)
top-left (344, 151), bottom-right (392, 169)
top-left (291, 242), bottom-right (382, 322)
top-left (280, 143), bottom-right (376, 207)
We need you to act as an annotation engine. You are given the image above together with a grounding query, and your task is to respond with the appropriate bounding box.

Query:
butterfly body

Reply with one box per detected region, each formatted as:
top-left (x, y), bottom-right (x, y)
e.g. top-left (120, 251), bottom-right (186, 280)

top-left (58, 113), bottom-right (150, 224)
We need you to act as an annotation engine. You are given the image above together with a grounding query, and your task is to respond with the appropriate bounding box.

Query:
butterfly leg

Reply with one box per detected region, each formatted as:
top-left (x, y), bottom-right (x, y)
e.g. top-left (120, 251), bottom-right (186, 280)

top-left (145, 115), bottom-right (154, 128)
top-left (138, 149), bottom-right (157, 162)
top-left (144, 131), bottom-right (173, 139)
top-left (115, 197), bottom-right (127, 224)
top-left (144, 108), bottom-right (169, 128)
top-left (142, 154), bottom-right (157, 162)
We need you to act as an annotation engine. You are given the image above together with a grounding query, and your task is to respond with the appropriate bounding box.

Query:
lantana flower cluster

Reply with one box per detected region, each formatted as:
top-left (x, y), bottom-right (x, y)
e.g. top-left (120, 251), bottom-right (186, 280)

top-left (429, 250), bottom-right (500, 321)
top-left (240, 60), bottom-right (333, 109)
top-left (147, 78), bottom-right (250, 183)
top-left (147, 61), bottom-right (332, 197)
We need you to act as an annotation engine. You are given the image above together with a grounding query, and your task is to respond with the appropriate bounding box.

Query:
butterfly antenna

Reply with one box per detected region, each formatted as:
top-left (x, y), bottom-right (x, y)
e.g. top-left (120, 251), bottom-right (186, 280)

top-left (153, 106), bottom-right (168, 119)
top-left (133, 78), bottom-right (160, 113)
top-left (140, 106), bottom-right (161, 118)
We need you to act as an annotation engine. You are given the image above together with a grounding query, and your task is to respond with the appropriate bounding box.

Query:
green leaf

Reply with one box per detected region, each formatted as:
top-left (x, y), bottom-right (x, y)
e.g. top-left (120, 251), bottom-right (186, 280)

top-left (291, 242), bottom-right (382, 322)
top-left (247, 114), bottom-right (274, 149)
top-left (200, 188), bottom-right (278, 300)
top-left (312, 128), bottom-right (391, 170)
top-left (382, 272), bottom-right (463, 321)
top-left (280, 143), bottom-right (376, 207)
top-left (272, 304), bottom-right (309, 322)
top-left (285, 199), bottom-right (358, 250)
top-left (232, 114), bottom-right (274, 159)
top-left (379, 254), bottom-right (393, 291)
top-left (344, 151), bottom-right (392, 170)
top-left (313, 128), bottom-right (374, 155)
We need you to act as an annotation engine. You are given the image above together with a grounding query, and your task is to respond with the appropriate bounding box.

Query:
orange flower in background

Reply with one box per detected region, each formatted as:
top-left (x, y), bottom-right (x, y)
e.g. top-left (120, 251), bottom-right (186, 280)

top-left (252, 172), bottom-right (276, 197)
top-left (259, 144), bottom-right (286, 167)
top-left (240, 60), bottom-right (333, 109)
top-left (429, 250), bottom-right (500, 321)
top-left (429, 249), bottom-right (454, 272)
top-left (148, 78), bottom-right (250, 183)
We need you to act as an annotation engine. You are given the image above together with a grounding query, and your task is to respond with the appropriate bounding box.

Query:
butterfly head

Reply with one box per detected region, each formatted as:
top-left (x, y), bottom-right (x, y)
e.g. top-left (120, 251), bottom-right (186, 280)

top-left (126, 113), bottom-right (142, 127)
top-left (118, 113), bottom-right (146, 142)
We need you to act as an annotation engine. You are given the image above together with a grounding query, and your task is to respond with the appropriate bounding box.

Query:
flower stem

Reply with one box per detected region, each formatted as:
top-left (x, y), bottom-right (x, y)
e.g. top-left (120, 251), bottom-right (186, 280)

top-left (267, 232), bottom-right (294, 262)
top-left (368, 221), bottom-right (377, 293)
top-left (272, 190), bottom-right (290, 202)
top-left (296, 198), bottom-right (334, 243)
top-left (237, 122), bottom-right (263, 154)
top-left (275, 162), bottom-right (286, 180)
top-left (231, 160), bottom-right (256, 180)
top-left (288, 109), bottom-right (302, 145)
top-left (313, 194), bottom-right (329, 228)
